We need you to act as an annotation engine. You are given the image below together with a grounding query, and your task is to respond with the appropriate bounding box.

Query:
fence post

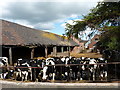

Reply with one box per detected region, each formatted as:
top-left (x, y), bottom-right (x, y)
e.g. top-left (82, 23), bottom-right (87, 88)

top-left (115, 63), bottom-right (117, 80)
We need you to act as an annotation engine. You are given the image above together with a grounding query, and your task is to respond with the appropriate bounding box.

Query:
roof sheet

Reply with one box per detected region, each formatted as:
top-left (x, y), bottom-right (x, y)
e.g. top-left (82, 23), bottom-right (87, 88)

top-left (1, 20), bottom-right (78, 46)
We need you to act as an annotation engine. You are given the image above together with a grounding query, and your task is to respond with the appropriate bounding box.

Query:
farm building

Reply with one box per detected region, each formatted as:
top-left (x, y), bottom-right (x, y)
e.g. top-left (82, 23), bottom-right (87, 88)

top-left (88, 34), bottom-right (100, 49)
top-left (71, 36), bottom-right (88, 53)
top-left (0, 20), bottom-right (78, 65)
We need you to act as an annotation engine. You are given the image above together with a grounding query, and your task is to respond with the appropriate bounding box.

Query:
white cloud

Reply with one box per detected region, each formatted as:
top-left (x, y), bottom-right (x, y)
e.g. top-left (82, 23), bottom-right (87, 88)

top-left (14, 20), bottom-right (34, 28)
top-left (34, 22), bottom-right (55, 30)
top-left (61, 19), bottom-right (83, 28)
top-left (1, 1), bottom-right (100, 30)
top-left (69, 14), bottom-right (78, 18)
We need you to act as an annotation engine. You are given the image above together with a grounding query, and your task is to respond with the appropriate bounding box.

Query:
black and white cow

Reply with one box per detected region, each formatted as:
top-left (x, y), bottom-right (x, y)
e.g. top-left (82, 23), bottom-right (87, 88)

top-left (42, 58), bottom-right (55, 81)
top-left (81, 57), bottom-right (91, 80)
top-left (67, 57), bottom-right (82, 81)
top-left (61, 56), bottom-right (74, 81)
top-left (53, 57), bottom-right (65, 80)
top-left (15, 58), bottom-right (31, 81)
top-left (12, 56), bottom-right (108, 82)
top-left (96, 57), bottom-right (107, 80)
top-left (88, 58), bottom-right (98, 81)
top-left (0, 57), bottom-right (9, 79)
top-left (30, 59), bottom-right (44, 82)
top-left (15, 58), bottom-right (44, 82)
top-left (42, 57), bottom-right (72, 81)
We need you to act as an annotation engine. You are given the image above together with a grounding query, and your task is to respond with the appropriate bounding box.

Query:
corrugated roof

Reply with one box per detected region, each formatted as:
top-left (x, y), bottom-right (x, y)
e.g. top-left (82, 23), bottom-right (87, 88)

top-left (1, 20), bottom-right (78, 46)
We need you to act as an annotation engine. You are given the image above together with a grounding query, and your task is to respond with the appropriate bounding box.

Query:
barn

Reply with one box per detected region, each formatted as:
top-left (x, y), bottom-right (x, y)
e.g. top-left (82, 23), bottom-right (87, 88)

top-left (0, 20), bottom-right (78, 65)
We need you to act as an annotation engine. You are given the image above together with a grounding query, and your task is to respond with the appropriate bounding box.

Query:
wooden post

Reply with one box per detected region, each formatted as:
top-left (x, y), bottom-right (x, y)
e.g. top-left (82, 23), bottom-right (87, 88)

top-left (61, 46), bottom-right (64, 53)
top-left (53, 46), bottom-right (57, 57)
top-left (68, 46), bottom-right (70, 57)
top-left (9, 47), bottom-right (12, 65)
top-left (31, 48), bottom-right (34, 59)
top-left (45, 46), bottom-right (48, 58)
top-left (0, 45), bottom-right (2, 57)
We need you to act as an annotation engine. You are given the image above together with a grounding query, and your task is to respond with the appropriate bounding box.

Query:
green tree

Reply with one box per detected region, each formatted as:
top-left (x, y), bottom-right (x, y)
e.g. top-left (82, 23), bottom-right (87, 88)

top-left (65, 1), bottom-right (120, 80)
top-left (65, 1), bottom-right (120, 51)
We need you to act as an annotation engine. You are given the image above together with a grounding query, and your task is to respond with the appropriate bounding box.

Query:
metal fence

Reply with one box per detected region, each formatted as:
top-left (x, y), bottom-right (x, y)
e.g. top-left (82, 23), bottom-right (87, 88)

top-left (0, 62), bottom-right (120, 82)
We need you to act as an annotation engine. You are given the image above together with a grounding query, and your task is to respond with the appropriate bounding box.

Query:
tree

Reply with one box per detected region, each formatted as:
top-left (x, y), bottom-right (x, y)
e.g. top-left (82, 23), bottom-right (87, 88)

top-left (65, 1), bottom-right (120, 80)
top-left (65, 1), bottom-right (120, 51)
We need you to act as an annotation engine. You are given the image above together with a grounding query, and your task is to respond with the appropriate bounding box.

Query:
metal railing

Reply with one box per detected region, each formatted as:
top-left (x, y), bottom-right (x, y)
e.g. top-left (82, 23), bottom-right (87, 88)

top-left (0, 62), bottom-right (120, 82)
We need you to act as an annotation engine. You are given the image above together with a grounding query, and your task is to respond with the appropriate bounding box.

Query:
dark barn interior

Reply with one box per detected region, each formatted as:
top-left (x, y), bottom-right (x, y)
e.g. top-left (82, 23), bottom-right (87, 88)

top-left (34, 46), bottom-right (45, 57)
top-left (47, 46), bottom-right (53, 55)
top-left (57, 46), bottom-right (61, 52)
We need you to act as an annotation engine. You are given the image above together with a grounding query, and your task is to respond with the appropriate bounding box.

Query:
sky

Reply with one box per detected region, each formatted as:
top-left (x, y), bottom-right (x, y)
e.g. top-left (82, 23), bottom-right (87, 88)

top-left (0, 0), bottom-right (103, 40)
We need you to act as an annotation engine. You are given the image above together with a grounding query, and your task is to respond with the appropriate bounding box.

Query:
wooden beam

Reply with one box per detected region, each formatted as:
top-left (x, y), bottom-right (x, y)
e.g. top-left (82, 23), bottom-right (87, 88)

top-left (0, 45), bottom-right (2, 57)
top-left (53, 46), bottom-right (57, 57)
top-left (61, 47), bottom-right (64, 53)
top-left (9, 47), bottom-right (12, 65)
top-left (45, 46), bottom-right (48, 58)
top-left (68, 46), bottom-right (70, 57)
top-left (31, 48), bottom-right (34, 59)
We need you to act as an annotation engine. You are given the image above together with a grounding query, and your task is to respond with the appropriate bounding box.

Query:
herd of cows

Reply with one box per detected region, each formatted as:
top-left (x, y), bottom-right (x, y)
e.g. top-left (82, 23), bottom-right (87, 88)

top-left (0, 56), bottom-right (108, 82)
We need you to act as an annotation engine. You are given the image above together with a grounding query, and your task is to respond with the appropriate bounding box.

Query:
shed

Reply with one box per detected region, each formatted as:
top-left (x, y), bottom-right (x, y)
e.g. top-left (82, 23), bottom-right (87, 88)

top-left (1, 20), bottom-right (78, 65)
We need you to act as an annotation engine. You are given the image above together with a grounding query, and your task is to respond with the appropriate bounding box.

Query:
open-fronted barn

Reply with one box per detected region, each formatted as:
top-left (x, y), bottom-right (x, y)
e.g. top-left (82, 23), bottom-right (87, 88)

top-left (1, 20), bottom-right (78, 65)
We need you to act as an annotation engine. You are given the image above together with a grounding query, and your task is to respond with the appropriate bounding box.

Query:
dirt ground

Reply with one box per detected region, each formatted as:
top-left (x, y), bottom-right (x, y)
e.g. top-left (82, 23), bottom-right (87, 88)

top-left (70, 53), bottom-right (102, 58)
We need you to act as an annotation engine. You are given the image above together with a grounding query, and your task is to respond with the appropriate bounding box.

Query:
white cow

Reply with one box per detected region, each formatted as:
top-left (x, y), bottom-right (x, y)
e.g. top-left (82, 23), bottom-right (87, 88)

top-left (42, 58), bottom-right (55, 81)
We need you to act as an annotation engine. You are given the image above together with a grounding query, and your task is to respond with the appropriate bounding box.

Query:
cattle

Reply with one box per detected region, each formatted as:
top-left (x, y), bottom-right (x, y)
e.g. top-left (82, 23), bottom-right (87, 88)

top-left (30, 59), bottom-right (44, 82)
top-left (53, 57), bottom-right (65, 80)
top-left (80, 57), bottom-right (107, 81)
top-left (88, 58), bottom-right (97, 81)
top-left (1, 56), bottom-right (109, 82)
top-left (0, 57), bottom-right (9, 79)
top-left (42, 58), bottom-right (55, 81)
top-left (81, 57), bottom-right (91, 80)
top-left (61, 56), bottom-right (77, 81)
top-left (15, 58), bottom-right (32, 81)
top-left (15, 58), bottom-right (45, 82)
top-left (41, 56), bottom-right (108, 81)
top-left (42, 57), bottom-right (73, 81)
top-left (96, 58), bottom-right (107, 80)
top-left (67, 57), bottom-right (82, 81)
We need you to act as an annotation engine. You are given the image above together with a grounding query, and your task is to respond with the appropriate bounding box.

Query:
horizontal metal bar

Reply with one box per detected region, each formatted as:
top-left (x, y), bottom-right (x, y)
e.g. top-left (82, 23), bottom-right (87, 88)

top-left (0, 66), bottom-right (43, 69)
top-left (0, 62), bottom-right (120, 68)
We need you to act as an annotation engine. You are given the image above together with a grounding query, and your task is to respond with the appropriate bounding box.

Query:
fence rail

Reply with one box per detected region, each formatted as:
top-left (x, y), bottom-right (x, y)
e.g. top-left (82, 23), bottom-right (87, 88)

top-left (0, 62), bottom-right (120, 68)
top-left (0, 62), bottom-right (120, 82)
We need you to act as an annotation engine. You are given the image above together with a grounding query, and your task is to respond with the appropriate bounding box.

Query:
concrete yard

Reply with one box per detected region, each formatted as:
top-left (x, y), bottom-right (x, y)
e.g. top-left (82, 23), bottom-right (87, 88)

top-left (0, 80), bottom-right (119, 89)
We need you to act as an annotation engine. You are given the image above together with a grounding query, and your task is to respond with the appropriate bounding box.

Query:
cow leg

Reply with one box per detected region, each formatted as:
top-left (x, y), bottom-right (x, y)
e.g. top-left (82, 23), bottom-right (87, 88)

top-left (16, 72), bottom-right (21, 81)
top-left (0, 74), bottom-right (3, 79)
top-left (2, 72), bottom-right (8, 79)
top-left (42, 66), bottom-right (48, 80)
top-left (2, 73), bottom-right (5, 79)
top-left (21, 74), bottom-right (24, 81)
top-left (52, 73), bottom-right (55, 81)
top-left (22, 71), bottom-right (27, 81)
top-left (1, 73), bottom-right (4, 79)
top-left (31, 68), bottom-right (36, 81)
top-left (14, 72), bottom-right (18, 80)
top-left (30, 72), bottom-right (32, 81)
top-left (93, 69), bottom-right (95, 81)
top-left (25, 71), bottom-right (28, 81)
top-left (77, 71), bottom-right (81, 81)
